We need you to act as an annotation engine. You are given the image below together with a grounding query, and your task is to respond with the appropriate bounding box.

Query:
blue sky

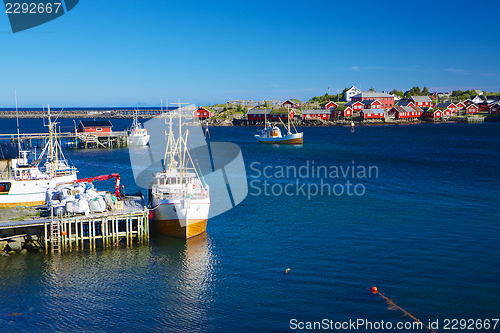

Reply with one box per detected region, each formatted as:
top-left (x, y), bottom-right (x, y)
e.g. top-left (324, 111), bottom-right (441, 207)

top-left (1, 0), bottom-right (499, 107)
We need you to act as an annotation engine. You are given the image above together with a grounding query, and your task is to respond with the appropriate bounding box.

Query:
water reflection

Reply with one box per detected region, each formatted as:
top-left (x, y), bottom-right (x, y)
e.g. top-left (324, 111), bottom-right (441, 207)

top-left (0, 234), bottom-right (216, 332)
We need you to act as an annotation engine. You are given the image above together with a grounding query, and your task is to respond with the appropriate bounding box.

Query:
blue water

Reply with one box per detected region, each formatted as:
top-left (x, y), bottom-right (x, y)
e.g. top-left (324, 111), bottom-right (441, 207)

top-left (1, 119), bottom-right (500, 332)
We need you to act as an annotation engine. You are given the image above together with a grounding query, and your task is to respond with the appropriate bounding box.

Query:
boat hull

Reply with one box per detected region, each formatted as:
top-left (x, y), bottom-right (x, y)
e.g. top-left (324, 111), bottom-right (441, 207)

top-left (254, 132), bottom-right (303, 144)
top-left (128, 134), bottom-right (150, 146)
top-left (0, 174), bottom-right (77, 208)
top-left (151, 199), bottom-right (210, 239)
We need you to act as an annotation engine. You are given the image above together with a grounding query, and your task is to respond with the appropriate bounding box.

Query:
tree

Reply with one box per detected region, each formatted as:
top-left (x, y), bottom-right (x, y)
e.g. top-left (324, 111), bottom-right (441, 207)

top-left (390, 89), bottom-right (404, 98)
top-left (422, 86), bottom-right (430, 96)
top-left (405, 86), bottom-right (422, 98)
top-left (369, 87), bottom-right (376, 92)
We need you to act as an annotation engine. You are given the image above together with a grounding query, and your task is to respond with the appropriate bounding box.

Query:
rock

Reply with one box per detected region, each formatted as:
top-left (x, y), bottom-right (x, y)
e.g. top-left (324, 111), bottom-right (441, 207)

top-left (20, 249), bottom-right (28, 254)
top-left (6, 240), bottom-right (22, 251)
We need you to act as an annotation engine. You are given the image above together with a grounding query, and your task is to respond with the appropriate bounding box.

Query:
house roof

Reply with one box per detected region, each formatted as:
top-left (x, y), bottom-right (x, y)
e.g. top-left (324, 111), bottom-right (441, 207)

top-left (409, 96), bottom-right (432, 103)
top-left (361, 99), bottom-right (381, 105)
top-left (344, 101), bottom-right (363, 107)
top-left (321, 101), bottom-right (337, 107)
top-left (361, 109), bottom-right (385, 115)
top-left (396, 100), bottom-right (413, 107)
top-left (0, 143), bottom-right (19, 160)
top-left (78, 120), bottom-right (113, 128)
top-left (390, 106), bottom-right (422, 113)
top-left (424, 108), bottom-right (441, 114)
top-left (302, 109), bottom-right (330, 115)
top-left (435, 103), bottom-right (455, 108)
top-left (352, 92), bottom-right (393, 98)
top-left (197, 106), bottom-right (214, 113)
top-left (247, 109), bottom-right (272, 115)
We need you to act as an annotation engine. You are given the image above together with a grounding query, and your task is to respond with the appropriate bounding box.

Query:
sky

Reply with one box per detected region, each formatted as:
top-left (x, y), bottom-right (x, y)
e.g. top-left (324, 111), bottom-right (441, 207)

top-left (1, 0), bottom-right (499, 107)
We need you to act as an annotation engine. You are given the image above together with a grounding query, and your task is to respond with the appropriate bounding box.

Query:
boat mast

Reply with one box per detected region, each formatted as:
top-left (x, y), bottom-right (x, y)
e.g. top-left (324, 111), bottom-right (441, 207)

top-left (48, 105), bottom-right (54, 177)
top-left (15, 90), bottom-right (21, 156)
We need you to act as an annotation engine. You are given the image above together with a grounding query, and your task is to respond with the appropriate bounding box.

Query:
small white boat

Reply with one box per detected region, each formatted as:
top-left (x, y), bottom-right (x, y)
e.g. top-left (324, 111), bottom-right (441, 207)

top-left (254, 108), bottom-right (303, 144)
top-left (254, 124), bottom-right (303, 144)
top-left (128, 112), bottom-right (150, 146)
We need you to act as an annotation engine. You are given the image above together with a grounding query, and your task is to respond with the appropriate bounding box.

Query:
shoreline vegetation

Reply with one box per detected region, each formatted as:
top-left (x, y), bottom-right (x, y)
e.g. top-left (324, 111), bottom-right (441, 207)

top-left (1, 86), bottom-right (499, 125)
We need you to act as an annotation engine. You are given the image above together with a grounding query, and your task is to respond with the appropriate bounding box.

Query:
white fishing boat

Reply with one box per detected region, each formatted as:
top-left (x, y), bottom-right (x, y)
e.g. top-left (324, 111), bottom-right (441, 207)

top-left (0, 105), bottom-right (77, 208)
top-left (254, 108), bottom-right (303, 144)
top-left (149, 103), bottom-right (210, 239)
top-left (128, 112), bottom-right (150, 146)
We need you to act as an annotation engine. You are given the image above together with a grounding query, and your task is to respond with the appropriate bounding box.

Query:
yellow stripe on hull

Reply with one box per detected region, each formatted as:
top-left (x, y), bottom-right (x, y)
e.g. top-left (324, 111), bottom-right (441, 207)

top-left (0, 200), bottom-right (45, 208)
top-left (153, 219), bottom-right (207, 239)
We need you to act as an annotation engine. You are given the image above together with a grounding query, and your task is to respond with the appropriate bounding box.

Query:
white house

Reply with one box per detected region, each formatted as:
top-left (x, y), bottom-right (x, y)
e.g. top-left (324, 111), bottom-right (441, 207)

top-left (345, 86), bottom-right (362, 102)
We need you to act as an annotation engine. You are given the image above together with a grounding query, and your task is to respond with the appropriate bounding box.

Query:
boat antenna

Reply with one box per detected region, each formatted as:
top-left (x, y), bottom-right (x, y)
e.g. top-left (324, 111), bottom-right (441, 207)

top-left (15, 90), bottom-right (21, 154)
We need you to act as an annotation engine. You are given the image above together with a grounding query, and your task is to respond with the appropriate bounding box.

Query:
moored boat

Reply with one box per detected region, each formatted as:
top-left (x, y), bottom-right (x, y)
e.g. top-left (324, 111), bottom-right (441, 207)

top-left (149, 104), bottom-right (210, 239)
top-left (0, 106), bottom-right (77, 208)
top-left (128, 111), bottom-right (150, 146)
top-left (254, 108), bottom-right (303, 144)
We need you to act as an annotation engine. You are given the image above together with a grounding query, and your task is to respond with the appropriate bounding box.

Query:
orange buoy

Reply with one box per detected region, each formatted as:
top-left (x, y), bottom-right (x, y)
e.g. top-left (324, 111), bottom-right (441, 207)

top-left (285, 268), bottom-right (291, 274)
top-left (61, 231), bottom-right (68, 236)
top-left (372, 286), bottom-right (378, 294)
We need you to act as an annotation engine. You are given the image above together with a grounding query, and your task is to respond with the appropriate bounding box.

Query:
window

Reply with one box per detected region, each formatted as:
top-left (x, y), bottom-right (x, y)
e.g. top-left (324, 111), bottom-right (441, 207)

top-left (96, 128), bottom-right (102, 132)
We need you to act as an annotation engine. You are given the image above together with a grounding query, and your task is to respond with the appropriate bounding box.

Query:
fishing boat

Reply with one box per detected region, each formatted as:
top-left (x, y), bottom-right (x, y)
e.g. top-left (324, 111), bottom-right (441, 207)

top-left (149, 104), bottom-right (210, 239)
top-left (0, 106), bottom-right (77, 208)
top-left (128, 111), bottom-right (150, 146)
top-left (254, 108), bottom-right (303, 144)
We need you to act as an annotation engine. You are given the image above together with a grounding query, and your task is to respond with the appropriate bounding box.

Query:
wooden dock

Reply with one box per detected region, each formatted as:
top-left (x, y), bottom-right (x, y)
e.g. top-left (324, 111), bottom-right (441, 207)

top-left (0, 196), bottom-right (149, 253)
top-left (0, 131), bottom-right (130, 149)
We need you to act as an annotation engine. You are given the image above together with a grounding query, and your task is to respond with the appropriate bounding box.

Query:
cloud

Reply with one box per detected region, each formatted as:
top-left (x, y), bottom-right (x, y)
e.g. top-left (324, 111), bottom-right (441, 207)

top-left (271, 84), bottom-right (281, 88)
top-left (351, 66), bottom-right (359, 72)
top-left (444, 68), bottom-right (468, 74)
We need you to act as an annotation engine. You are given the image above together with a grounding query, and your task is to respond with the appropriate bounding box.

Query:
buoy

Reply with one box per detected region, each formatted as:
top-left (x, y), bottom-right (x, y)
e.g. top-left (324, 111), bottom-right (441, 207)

top-left (372, 286), bottom-right (378, 294)
top-left (285, 268), bottom-right (291, 274)
top-left (61, 231), bottom-right (67, 236)
top-left (148, 211), bottom-right (154, 219)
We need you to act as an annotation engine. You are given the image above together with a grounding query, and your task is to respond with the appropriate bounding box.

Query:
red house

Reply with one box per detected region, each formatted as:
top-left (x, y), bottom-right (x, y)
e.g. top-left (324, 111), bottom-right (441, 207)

top-left (321, 101), bottom-right (338, 109)
top-left (478, 103), bottom-right (490, 112)
top-left (396, 100), bottom-right (415, 107)
top-left (302, 110), bottom-right (330, 120)
top-left (247, 109), bottom-right (272, 123)
top-left (443, 109), bottom-right (453, 118)
top-left (77, 120), bottom-right (113, 136)
top-left (435, 103), bottom-right (457, 114)
top-left (351, 92), bottom-right (394, 109)
top-left (362, 99), bottom-right (383, 109)
top-left (269, 109), bottom-right (296, 121)
top-left (408, 96), bottom-right (432, 108)
top-left (282, 99), bottom-right (301, 109)
top-left (344, 101), bottom-right (364, 112)
top-left (332, 106), bottom-right (353, 119)
top-left (193, 106), bottom-right (214, 120)
top-left (455, 102), bottom-right (465, 111)
top-left (360, 109), bottom-right (385, 121)
top-left (465, 104), bottom-right (479, 114)
top-left (387, 106), bottom-right (423, 120)
top-left (422, 109), bottom-right (442, 120)
top-left (489, 103), bottom-right (500, 114)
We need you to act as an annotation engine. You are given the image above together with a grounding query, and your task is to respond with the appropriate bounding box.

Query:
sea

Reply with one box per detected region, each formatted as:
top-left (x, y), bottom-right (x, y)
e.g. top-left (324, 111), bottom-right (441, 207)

top-left (0, 118), bottom-right (499, 332)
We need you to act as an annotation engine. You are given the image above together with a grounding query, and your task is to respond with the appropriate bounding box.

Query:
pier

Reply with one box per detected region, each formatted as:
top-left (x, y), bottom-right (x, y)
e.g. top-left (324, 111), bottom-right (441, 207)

top-left (0, 196), bottom-right (149, 253)
top-left (0, 131), bottom-right (130, 149)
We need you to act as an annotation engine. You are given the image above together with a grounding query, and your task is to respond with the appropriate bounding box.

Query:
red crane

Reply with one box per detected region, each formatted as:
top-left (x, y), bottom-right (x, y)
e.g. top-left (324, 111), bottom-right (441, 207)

top-left (74, 173), bottom-right (122, 197)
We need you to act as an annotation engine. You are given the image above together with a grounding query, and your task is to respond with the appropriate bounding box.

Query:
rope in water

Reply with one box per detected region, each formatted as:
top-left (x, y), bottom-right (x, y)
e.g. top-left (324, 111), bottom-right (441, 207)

top-left (373, 288), bottom-right (437, 333)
